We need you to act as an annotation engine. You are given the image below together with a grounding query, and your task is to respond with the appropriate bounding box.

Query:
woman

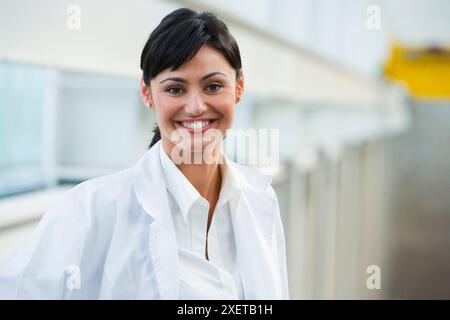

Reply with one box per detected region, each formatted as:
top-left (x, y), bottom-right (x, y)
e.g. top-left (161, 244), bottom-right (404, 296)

top-left (0, 8), bottom-right (289, 300)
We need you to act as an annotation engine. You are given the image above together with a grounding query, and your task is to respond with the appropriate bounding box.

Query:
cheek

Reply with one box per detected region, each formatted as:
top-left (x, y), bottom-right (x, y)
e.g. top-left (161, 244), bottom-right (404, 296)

top-left (211, 95), bottom-right (234, 117)
top-left (155, 101), bottom-right (179, 122)
top-left (218, 102), bottom-right (234, 122)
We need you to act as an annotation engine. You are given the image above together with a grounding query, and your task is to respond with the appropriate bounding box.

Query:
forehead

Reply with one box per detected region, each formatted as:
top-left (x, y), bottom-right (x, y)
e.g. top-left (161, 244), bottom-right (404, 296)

top-left (155, 45), bottom-right (234, 79)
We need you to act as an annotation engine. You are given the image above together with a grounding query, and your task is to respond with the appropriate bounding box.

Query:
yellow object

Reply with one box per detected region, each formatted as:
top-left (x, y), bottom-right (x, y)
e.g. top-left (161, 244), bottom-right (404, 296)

top-left (384, 44), bottom-right (450, 98)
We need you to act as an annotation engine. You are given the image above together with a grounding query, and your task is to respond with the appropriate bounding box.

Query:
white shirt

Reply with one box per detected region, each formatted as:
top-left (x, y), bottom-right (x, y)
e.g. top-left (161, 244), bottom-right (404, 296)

top-left (159, 144), bottom-right (244, 299)
top-left (0, 140), bottom-right (289, 299)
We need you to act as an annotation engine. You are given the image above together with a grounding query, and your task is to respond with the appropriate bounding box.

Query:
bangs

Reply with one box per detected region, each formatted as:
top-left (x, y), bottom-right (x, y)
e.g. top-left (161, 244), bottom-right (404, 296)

top-left (149, 19), bottom-right (208, 78)
top-left (140, 8), bottom-right (242, 85)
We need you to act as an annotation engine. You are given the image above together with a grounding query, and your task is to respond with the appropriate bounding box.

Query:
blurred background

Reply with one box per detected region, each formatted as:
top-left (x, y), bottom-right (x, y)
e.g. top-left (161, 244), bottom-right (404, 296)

top-left (1, 0), bottom-right (449, 299)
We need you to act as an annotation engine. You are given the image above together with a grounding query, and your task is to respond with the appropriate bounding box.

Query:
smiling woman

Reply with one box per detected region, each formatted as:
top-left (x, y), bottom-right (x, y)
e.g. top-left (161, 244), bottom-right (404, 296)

top-left (139, 8), bottom-right (244, 153)
top-left (0, 7), bottom-right (289, 300)
top-left (143, 46), bottom-right (240, 154)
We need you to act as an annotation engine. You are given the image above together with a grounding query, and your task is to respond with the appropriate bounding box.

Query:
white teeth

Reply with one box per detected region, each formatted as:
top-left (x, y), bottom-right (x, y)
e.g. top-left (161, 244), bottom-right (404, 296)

top-left (180, 120), bottom-right (211, 129)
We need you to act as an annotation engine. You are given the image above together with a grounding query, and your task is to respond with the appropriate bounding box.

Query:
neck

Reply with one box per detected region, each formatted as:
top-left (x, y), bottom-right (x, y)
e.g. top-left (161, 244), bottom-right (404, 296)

top-left (179, 161), bottom-right (222, 201)
top-left (162, 140), bottom-right (223, 201)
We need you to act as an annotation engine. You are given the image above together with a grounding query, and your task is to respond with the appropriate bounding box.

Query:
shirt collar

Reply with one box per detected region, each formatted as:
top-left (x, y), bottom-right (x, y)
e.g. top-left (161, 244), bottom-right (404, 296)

top-left (217, 151), bottom-right (241, 207)
top-left (159, 143), bottom-right (199, 222)
top-left (159, 143), bottom-right (240, 223)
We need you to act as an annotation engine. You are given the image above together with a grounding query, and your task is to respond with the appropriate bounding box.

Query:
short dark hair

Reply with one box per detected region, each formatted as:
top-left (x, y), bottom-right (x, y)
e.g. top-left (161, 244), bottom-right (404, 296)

top-left (140, 8), bottom-right (242, 149)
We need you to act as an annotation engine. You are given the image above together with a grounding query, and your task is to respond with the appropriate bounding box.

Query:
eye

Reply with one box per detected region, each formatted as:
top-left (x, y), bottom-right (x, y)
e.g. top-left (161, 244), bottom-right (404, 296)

top-left (205, 83), bottom-right (223, 93)
top-left (166, 87), bottom-right (184, 95)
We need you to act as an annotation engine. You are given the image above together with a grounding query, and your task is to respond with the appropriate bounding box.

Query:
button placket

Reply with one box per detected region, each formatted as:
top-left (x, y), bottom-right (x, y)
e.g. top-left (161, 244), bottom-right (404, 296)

top-left (188, 198), bottom-right (210, 258)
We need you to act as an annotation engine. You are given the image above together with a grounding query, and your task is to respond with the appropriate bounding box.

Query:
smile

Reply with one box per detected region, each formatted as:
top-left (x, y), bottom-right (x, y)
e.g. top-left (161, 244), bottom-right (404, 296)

top-left (175, 119), bottom-right (218, 133)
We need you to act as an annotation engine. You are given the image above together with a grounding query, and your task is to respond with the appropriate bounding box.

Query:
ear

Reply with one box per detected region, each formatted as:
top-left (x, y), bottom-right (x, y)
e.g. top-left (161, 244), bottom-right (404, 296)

top-left (140, 76), bottom-right (153, 109)
top-left (235, 70), bottom-right (245, 104)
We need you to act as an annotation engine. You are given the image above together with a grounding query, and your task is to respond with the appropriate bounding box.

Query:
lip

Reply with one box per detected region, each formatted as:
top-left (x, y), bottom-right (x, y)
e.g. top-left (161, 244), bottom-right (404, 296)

top-left (174, 119), bottom-right (218, 133)
top-left (174, 117), bottom-right (218, 122)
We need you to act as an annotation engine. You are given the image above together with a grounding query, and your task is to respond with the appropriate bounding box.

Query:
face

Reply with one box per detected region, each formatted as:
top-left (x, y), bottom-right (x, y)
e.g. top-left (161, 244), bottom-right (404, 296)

top-left (140, 45), bottom-right (244, 162)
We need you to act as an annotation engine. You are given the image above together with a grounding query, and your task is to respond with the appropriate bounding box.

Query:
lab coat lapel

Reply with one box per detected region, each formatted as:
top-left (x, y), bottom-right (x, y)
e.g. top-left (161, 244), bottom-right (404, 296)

top-left (228, 166), bottom-right (282, 299)
top-left (133, 141), bottom-right (281, 299)
top-left (132, 141), bottom-right (179, 299)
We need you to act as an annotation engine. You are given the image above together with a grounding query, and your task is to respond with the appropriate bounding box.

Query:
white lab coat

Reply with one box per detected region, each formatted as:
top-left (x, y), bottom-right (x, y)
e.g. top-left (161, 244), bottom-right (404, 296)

top-left (0, 140), bottom-right (289, 299)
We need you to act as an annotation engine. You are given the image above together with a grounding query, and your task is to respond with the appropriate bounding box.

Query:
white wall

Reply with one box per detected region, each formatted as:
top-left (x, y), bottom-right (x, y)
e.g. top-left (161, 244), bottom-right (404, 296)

top-left (0, 0), bottom-right (388, 106)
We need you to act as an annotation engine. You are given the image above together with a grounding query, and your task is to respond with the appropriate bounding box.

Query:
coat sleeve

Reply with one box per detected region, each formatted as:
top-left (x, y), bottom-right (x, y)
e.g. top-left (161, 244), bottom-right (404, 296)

top-left (0, 186), bottom-right (96, 299)
top-left (269, 185), bottom-right (290, 299)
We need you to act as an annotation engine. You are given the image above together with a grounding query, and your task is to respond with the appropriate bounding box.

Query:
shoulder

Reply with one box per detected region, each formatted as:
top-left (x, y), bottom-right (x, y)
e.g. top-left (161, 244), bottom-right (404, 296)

top-left (228, 160), bottom-right (280, 219)
top-left (0, 168), bottom-right (136, 299)
top-left (50, 167), bottom-right (135, 227)
top-left (71, 167), bottom-right (134, 198)
top-left (228, 161), bottom-right (274, 192)
top-left (227, 161), bottom-right (279, 207)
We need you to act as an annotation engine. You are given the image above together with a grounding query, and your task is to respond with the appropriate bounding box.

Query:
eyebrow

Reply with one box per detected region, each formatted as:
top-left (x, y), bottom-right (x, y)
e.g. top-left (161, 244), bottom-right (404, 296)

top-left (159, 72), bottom-right (227, 84)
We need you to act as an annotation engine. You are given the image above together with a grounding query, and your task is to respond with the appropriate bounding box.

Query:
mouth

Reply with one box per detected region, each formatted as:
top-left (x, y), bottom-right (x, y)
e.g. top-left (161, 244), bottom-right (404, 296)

top-left (174, 119), bottom-right (219, 133)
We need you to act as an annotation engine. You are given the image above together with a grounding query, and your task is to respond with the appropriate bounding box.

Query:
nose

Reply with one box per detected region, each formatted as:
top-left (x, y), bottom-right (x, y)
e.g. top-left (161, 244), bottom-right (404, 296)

top-left (184, 90), bottom-right (207, 116)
